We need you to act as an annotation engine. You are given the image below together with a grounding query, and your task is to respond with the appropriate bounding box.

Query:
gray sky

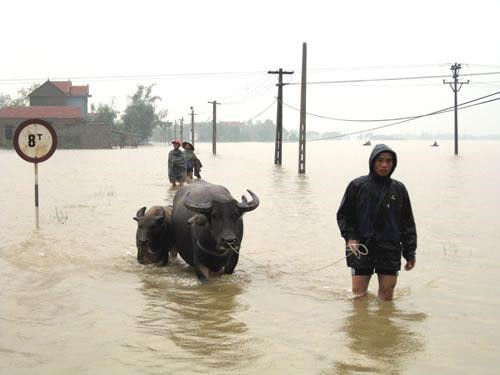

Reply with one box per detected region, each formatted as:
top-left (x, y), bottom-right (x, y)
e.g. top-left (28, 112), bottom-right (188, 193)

top-left (2, 0), bottom-right (500, 135)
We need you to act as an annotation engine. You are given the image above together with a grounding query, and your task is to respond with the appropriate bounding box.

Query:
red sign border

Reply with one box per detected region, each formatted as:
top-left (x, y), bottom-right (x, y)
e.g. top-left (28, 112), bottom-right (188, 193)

top-left (13, 119), bottom-right (58, 163)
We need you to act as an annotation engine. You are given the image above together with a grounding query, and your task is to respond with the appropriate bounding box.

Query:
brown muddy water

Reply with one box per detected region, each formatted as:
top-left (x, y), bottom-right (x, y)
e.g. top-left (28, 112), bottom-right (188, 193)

top-left (1, 141), bottom-right (499, 374)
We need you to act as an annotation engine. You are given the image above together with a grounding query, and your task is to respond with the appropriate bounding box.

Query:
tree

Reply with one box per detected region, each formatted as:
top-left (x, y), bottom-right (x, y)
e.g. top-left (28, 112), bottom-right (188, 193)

top-left (94, 103), bottom-right (118, 124)
top-left (0, 84), bottom-right (40, 108)
top-left (121, 84), bottom-right (162, 141)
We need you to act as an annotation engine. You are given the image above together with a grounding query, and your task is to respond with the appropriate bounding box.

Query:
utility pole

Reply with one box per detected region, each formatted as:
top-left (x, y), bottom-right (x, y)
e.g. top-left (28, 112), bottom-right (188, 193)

top-left (174, 120), bottom-right (178, 139)
top-left (179, 117), bottom-right (184, 141)
top-left (166, 121), bottom-right (172, 142)
top-left (190, 106), bottom-right (197, 146)
top-left (208, 100), bottom-right (220, 155)
top-left (443, 63), bottom-right (469, 155)
top-left (268, 68), bottom-right (294, 165)
top-left (298, 42), bottom-right (307, 174)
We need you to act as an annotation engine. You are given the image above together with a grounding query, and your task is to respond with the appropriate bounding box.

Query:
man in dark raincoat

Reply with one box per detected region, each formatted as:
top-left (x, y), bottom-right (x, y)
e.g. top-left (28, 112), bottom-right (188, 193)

top-left (168, 139), bottom-right (186, 188)
top-left (337, 144), bottom-right (417, 300)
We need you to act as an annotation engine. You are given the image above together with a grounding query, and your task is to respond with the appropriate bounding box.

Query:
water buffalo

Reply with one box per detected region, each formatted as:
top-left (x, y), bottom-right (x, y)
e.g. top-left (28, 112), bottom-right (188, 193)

top-left (172, 181), bottom-right (259, 282)
top-left (133, 206), bottom-right (177, 265)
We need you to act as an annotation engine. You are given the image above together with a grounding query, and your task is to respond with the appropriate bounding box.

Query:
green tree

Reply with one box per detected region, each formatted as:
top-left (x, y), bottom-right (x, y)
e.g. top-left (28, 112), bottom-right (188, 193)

top-left (0, 84), bottom-right (40, 108)
top-left (121, 84), bottom-right (162, 141)
top-left (94, 103), bottom-right (118, 124)
top-left (0, 94), bottom-right (13, 108)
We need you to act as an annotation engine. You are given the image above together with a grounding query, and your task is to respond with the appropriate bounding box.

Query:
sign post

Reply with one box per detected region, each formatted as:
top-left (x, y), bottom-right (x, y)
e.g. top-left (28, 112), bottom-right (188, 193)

top-left (13, 119), bottom-right (58, 230)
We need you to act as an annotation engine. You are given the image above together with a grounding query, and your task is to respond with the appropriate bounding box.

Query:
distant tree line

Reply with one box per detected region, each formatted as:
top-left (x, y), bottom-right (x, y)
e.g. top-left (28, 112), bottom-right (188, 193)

top-left (0, 83), bottom-right (344, 143)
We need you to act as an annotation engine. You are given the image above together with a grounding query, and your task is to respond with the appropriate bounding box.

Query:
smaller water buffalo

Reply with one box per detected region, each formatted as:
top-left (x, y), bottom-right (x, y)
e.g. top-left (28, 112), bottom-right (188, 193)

top-left (172, 181), bottom-right (259, 282)
top-left (133, 206), bottom-right (177, 265)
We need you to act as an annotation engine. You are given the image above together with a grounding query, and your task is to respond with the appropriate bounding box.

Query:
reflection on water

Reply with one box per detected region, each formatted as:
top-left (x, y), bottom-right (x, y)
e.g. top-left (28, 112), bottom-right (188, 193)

top-left (134, 270), bottom-right (260, 371)
top-left (333, 298), bottom-right (426, 374)
top-left (2, 142), bottom-right (500, 374)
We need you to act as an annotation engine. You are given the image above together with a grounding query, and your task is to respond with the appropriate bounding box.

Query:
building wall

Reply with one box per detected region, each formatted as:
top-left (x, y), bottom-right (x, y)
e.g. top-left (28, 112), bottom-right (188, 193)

top-left (29, 82), bottom-right (66, 106)
top-left (65, 97), bottom-right (87, 115)
top-left (57, 122), bottom-right (112, 148)
top-left (0, 119), bottom-right (112, 149)
top-left (30, 96), bottom-right (66, 106)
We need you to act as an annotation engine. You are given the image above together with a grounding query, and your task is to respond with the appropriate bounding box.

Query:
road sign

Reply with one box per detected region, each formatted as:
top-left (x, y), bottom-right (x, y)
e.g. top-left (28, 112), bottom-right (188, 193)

top-left (13, 119), bottom-right (58, 229)
top-left (13, 119), bottom-right (57, 163)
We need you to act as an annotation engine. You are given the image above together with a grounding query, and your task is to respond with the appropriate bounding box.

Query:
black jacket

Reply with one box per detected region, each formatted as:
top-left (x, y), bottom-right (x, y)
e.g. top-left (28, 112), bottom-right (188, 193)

top-left (337, 144), bottom-right (417, 269)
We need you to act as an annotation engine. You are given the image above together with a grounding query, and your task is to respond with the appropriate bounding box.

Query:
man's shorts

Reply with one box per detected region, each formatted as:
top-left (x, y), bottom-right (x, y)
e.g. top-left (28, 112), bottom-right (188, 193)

top-left (351, 268), bottom-right (399, 276)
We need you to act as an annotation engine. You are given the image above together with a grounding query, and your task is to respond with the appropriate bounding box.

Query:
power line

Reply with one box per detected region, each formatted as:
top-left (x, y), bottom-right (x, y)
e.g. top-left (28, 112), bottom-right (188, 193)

top-left (246, 100), bottom-right (277, 122)
top-left (220, 78), bottom-right (276, 105)
top-left (311, 96), bottom-right (500, 141)
top-left (282, 90), bottom-right (500, 123)
top-left (0, 71), bottom-right (268, 84)
top-left (287, 71), bottom-right (500, 86)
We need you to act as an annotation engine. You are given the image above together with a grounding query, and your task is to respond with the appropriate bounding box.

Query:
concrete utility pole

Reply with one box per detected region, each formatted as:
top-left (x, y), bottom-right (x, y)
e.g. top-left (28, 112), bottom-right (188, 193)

top-left (190, 106), bottom-right (197, 146)
top-left (268, 68), bottom-right (294, 165)
top-left (174, 120), bottom-right (178, 139)
top-left (179, 117), bottom-right (184, 141)
top-left (208, 101), bottom-right (220, 155)
top-left (443, 63), bottom-right (469, 155)
top-left (298, 43), bottom-right (307, 174)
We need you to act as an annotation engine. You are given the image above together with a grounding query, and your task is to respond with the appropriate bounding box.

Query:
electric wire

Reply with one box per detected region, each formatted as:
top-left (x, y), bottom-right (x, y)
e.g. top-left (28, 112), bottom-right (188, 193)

top-left (281, 90), bottom-right (500, 123)
top-left (245, 100), bottom-right (277, 122)
top-left (287, 71), bottom-right (500, 86)
top-left (310, 97), bottom-right (500, 141)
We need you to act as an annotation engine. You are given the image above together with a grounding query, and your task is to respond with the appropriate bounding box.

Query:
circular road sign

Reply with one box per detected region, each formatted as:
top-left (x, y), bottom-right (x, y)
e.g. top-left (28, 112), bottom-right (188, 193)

top-left (13, 119), bottom-right (58, 163)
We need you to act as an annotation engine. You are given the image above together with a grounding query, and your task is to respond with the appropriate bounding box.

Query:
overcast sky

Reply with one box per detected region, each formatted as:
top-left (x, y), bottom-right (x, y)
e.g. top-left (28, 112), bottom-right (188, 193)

top-left (2, 0), bottom-right (500, 135)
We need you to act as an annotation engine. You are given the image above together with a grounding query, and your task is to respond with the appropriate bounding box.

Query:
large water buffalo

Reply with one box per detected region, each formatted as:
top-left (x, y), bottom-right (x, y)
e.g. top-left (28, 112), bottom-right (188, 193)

top-left (133, 206), bottom-right (177, 265)
top-left (172, 181), bottom-right (259, 282)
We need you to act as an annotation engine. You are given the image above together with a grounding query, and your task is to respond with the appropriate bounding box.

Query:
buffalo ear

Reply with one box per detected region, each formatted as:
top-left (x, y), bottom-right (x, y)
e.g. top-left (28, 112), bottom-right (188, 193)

top-left (136, 207), bottom-right (147, 218)
top-left (133, 217), bottom-right (138, 222)
top-left (187, 213), bottom-right (208, 226)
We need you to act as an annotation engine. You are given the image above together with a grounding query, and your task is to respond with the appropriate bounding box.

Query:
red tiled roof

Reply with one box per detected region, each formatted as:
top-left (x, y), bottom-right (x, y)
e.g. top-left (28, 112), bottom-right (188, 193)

top-left (0, 106), bottom-right (81, 119)
top-left (52, 81), bottom-right (71, 94)
top-left (69, 85), bottom-right (89, 96)
top-left (51, 81), bottom-right (89, 96)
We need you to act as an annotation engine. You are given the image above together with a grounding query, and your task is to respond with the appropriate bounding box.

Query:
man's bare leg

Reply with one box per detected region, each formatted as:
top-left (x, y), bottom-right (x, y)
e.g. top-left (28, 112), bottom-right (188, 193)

top-left (352, 275), bottom-right (371, 298)
top-left (377, 274), bottom-right (397, 301)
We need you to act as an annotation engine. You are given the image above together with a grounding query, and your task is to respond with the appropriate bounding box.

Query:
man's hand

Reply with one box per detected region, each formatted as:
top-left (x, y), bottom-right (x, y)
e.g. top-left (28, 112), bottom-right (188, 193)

top-left (347, 239), bottom-right (359, 250)
top-left (404, 258), bottom-right (416, 271)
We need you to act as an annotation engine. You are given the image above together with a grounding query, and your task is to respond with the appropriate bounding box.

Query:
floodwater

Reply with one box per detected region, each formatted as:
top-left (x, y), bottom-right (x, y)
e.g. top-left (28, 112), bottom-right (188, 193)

top-left (1, 140), bottom-right (499, 374)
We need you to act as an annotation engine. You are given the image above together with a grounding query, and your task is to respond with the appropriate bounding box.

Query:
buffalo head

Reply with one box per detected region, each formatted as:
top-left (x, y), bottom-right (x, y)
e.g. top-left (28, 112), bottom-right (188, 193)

top-left (184, 190), bottom-right (259, 254)
top-left (133, 206), bottom-right (170, 264)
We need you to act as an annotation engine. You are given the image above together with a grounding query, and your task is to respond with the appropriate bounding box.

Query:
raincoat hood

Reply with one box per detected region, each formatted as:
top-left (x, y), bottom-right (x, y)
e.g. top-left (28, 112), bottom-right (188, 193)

top-left (369, 144), bottom-right (397, 178)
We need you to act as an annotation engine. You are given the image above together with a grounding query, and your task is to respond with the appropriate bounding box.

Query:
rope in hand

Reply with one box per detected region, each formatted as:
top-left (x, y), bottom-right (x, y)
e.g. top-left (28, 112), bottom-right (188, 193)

top-left (227, 243), bottom-right (369, 276)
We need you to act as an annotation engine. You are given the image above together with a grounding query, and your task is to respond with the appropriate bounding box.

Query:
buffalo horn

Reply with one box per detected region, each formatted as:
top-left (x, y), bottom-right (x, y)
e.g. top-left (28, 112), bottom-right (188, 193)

top-left (184, 193), bottom-right (212, 214)
top-left (153, 207), bottom-right (165, 221)
top-left (135, 206), bottom-right (147, 219)
top-left (237, 189), bottom-right (260, 212)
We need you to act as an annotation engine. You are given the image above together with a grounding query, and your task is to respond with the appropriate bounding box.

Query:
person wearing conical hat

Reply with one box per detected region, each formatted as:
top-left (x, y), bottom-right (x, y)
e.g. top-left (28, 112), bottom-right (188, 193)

top-left (181, 141), bottom-right (202, 180)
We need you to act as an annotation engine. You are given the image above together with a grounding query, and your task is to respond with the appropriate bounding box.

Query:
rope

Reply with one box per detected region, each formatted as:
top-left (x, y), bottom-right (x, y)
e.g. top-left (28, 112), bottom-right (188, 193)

top-left (227, 243), bottom-right (369, 276)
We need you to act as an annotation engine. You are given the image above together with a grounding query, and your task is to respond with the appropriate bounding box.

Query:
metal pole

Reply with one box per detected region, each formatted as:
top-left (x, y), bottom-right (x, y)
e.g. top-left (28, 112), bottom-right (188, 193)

top-left (34, 162), bottom-right (39, 230)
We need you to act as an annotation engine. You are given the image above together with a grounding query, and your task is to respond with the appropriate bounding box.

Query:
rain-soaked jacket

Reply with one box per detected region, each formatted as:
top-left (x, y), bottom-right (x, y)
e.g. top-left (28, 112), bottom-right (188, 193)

top-left (337, 144), bottom-right (417, 270)
top-left (168, 149), bottom-right (186, 182)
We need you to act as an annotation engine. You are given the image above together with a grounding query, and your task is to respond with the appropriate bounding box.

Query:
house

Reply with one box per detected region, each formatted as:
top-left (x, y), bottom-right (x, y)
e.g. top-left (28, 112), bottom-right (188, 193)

top-left (29, 80), bottom-right (90, 115)
top-left (0, 80), bottom-right (114, 148)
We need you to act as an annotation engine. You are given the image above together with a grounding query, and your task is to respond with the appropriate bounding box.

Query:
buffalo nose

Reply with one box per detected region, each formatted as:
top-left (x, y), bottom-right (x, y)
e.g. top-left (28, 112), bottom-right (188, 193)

top-left (222, 238), bottom-right (238, 247)
top-left (138, 239), bottom-right (150, 246)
